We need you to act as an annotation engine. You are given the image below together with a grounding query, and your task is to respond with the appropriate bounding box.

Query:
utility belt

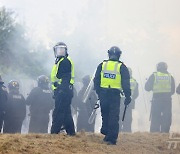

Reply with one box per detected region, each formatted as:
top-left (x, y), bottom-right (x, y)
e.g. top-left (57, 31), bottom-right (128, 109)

top-left (54, 83), bottom-right (73, 98)
top-left (99, 87), bottom-right (122, 95)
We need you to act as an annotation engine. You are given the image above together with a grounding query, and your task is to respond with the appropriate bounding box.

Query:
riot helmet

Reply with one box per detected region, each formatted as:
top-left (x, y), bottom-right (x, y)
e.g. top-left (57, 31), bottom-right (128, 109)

top-left (156, 62), bottom-right (168, 72)
top-left (37, 75), bottom-right (50, 89)
top-left (108, 46), bottom-right (122, 61)
top-left (8, 80), bottom-right (19, 93)
top-left (53, 42), bottom-right (67, 58)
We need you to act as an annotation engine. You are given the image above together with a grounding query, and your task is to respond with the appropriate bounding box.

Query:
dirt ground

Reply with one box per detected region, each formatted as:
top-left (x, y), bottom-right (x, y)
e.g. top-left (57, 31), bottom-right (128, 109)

top-left (0, 132), bottom-right (179, 154)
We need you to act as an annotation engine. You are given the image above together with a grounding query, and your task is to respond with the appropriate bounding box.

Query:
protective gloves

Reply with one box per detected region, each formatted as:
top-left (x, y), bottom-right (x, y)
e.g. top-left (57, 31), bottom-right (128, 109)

top-left (53, 81), bottom-right (59, 88)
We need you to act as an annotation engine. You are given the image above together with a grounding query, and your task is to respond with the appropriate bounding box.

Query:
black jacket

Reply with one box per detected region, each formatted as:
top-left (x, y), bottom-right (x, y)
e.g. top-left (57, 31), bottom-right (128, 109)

top-left (26, 87), bottom-right (54, 117)
top-left (56, 56), bottom-right (72, 86)
top-left (94, 60), bottom-right (131, 98)
top-left (5, 92), bottom-right (26, 121)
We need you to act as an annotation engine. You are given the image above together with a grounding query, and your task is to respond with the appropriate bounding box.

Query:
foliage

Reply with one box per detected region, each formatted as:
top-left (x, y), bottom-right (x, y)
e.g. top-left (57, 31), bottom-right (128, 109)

top-left (0, 7), bottom-right (48, 79)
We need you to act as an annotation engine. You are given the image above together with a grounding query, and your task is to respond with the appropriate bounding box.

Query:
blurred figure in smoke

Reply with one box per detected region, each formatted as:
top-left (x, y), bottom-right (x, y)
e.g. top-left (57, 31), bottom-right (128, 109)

top-left (76, 75), bottom-right (97, 132)
top-left (176, 84), bottom-right (180, 94)
top-left (26, 75), bottom-right (54, 133)
top-left (145, 62), bottom-right (175, 133)
top-left (0, 75), bottom-right (8, 133)
top-left (50, 42), bottom-right (75, 135)
top-left (119, 67), bottom-right (139, 132)
top-left (3, 80), bottom-right (26, 133)
top-left (94, 46), bottom-right (131, 145)
top-left (71, 87), bottom-right (79, 129)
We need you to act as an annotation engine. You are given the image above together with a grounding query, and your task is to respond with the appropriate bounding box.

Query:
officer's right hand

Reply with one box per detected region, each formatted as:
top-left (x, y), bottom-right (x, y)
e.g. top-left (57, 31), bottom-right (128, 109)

top-left (124, 97), bottom-right (131, 106)
top-left (54, 81), bottom-right (59, 87)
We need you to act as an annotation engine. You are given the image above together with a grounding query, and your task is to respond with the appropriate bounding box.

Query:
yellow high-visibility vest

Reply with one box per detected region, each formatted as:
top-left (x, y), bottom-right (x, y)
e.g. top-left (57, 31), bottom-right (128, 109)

top-left (51, 56), bottom-right (75, 90)
top-left (100, 60), bottom-right (122, 90)
top-left (153, 72), bottom-right (171, 93)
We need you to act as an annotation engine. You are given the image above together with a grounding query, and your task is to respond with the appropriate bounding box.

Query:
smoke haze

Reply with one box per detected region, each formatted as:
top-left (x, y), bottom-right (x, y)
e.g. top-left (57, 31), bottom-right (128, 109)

top-left (1, 0), bottom-right (180, 132)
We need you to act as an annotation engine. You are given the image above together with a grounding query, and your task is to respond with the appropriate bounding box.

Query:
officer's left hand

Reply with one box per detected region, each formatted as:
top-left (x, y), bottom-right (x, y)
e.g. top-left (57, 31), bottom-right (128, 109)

top-left (124, 97), bottom-right (131, 106)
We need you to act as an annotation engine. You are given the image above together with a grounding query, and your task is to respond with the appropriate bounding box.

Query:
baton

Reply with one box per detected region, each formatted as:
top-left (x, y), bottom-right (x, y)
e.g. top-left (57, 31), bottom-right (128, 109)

top-left (122, 105), bottom-right (127, 121)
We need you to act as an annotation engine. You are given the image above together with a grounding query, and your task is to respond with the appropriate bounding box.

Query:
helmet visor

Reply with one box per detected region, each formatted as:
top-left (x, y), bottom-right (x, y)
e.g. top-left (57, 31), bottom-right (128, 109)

top-left (54, 45), bottom-right (66, 57)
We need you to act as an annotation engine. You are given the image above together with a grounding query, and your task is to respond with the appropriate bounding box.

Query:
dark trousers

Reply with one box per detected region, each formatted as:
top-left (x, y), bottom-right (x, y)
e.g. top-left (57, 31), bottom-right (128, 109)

top-left (99, 90), bottom-right (120, 143)
top-left (150, 99), bottom-right (172, 133)
top-left (3, 118), bottom-right (23, 133)
top-left (29, 114), bottom-right (49, 133)
top-left (51, 90), bottom-right (75, 135)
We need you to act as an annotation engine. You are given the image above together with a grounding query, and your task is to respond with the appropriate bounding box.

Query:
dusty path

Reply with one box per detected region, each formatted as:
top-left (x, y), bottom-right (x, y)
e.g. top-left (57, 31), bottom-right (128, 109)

top-left (0, 132), bottom-right (179, 154)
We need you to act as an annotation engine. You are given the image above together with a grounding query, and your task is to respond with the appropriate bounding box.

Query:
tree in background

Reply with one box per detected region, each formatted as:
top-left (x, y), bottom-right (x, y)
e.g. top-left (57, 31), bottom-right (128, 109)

top-left (0, 7), bottom-right (49, 79)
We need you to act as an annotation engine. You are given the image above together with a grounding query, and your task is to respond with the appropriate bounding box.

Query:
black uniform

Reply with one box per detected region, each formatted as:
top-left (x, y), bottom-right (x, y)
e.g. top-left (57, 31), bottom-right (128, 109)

top-left (26, 87), bottom-right (54, 133)
top-left (94, 60), bottom-right (131, 144)
top-left (0, 82), bottom-right (8, 132)
top-left (76, 87), bottom-right (97, 132)
top-left (119, 79), bottom-right (139, 132)
top-left (3, 91), bottom-right (26, 133)
top-left (51, 56), bottom-right (75, 135)
top-left (145, 71), bottom-right (175, 133)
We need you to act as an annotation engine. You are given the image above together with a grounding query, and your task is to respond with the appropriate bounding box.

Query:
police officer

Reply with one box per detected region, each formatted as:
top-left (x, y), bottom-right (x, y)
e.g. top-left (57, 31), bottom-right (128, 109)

top-left (26, 75), bottom-right (54, 133)
top-left (94, 46), bottom-right (131, 145)
top-left (176, 84), bottom-right (180, 94)
top-left (119, 67), bottom-right (139, 132)
top-left (145, 62), bottom-right (175, 133)
top-left (0, 75), bottom-right (8, 132)
top-left (3, 80), bottom-right (26, 133)
top-left (51, 42), bottom-right (75, 135)
top-left (76, 75), bottom-right (97, 132)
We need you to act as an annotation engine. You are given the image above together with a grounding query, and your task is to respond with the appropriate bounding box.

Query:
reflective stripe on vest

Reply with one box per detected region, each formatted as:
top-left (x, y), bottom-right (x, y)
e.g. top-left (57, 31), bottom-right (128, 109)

top-left (130, 78), bottom-right (137, 95)
top-left (153, 72), bottom-right (171, 93)
top-left (100, 61), bottom-right (122, 90)
top-left (51, 56), bottom-right (75, 90)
